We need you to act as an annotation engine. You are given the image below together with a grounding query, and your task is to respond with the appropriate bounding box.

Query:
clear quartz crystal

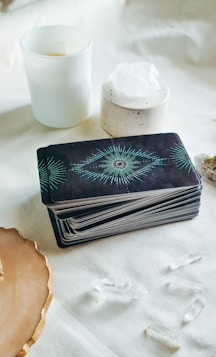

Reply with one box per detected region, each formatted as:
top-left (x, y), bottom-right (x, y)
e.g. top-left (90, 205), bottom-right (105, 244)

top-left (167, 280), bottom-right (203, 295)
top-left (169, 253), bottom-right (202, 271)
top-left (92, 278), bottom-right (147, 299)
top-left (183, 297), bottom-right (205, 323)
top-left (109, 62), bottom-right (160, 99)
top-left (145, 324), bottom-right (181, 351)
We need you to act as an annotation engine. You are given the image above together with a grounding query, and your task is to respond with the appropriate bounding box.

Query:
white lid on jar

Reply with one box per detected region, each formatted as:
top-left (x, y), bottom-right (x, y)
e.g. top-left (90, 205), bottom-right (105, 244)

top-left (102, 62), bottom-right (169, 110)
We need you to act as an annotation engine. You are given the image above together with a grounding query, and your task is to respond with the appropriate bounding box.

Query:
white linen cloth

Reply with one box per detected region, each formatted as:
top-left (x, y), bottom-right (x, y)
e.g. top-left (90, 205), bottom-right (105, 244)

top-left (0, 1), bottom-right (216, 356)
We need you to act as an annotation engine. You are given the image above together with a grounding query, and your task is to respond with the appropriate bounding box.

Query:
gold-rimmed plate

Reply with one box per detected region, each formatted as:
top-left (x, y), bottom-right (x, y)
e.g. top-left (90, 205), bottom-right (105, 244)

top-left (0, 227), bottom-right (52, 356)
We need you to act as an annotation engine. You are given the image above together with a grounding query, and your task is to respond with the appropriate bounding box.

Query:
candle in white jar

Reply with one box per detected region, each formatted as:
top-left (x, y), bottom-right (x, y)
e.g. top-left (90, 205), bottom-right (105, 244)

top-left (100, 62), bottom-right (169, 137)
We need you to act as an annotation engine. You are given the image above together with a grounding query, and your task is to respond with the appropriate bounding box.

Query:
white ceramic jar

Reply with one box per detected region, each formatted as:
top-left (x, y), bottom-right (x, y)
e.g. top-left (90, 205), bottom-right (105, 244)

top-left (100, 62), bottom-right (169, 137)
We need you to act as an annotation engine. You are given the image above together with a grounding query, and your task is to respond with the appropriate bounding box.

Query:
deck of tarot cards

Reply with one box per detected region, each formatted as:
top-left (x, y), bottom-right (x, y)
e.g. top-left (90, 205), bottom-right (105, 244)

top-left (37, 133), bottom-right (202, 248)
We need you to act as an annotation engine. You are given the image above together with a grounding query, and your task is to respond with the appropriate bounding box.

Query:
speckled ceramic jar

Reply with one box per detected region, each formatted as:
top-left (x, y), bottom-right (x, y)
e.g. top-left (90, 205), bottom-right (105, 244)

top-left (100, 80), bottom-right (169, 138)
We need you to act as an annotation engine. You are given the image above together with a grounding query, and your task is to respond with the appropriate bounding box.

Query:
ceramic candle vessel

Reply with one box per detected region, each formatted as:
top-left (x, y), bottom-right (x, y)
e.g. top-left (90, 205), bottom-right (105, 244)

top-left (100, 62), bottom-right (169, 137)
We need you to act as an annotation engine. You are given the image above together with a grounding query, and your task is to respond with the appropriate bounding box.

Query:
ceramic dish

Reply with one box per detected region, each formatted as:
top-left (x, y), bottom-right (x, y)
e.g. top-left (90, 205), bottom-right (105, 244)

top-left (0, 227), bottom-right (52, 356)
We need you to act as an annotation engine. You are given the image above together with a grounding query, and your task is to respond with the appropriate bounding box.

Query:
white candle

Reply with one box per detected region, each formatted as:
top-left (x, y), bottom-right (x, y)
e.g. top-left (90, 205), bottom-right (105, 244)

top-left (21, 25), bottom-right (92, 128)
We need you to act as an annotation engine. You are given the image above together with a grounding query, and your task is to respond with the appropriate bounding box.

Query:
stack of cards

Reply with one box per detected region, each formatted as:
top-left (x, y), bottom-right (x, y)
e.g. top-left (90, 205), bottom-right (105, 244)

top-left (37, 133), bottom-right (202, 247)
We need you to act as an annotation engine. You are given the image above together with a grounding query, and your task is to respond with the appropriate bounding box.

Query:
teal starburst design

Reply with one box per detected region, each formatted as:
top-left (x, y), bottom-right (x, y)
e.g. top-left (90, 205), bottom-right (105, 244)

top-left (71, 145), bottom-right (165, 185)
top-left (38, 156), bottom-right (67, 192)
top-left (169, 144), bottom-right (195, 172)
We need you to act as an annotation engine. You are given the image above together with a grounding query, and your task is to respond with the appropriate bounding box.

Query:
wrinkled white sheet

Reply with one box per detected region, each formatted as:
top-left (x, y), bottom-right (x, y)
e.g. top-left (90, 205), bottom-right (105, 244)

top-left (0, 1), bottom-right (216, 356)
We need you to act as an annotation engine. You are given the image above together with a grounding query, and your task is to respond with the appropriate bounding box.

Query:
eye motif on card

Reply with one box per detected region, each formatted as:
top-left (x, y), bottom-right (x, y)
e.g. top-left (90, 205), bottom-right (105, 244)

top-left (70, 145), bottom-right (166, 186)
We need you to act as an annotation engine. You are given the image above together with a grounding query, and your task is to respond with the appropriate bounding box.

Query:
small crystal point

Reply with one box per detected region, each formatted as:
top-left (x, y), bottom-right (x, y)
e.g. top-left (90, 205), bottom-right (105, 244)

top-left (145, 324), bottom-right (181, 351)
top-left (169, 253), bottom-right (202, 271)
top-left (167, 281), bottom-right (203, 296)
top-left (92, 278), bottom-right (147, 299)
top-left (183, 297), bottom-right (205, 323)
